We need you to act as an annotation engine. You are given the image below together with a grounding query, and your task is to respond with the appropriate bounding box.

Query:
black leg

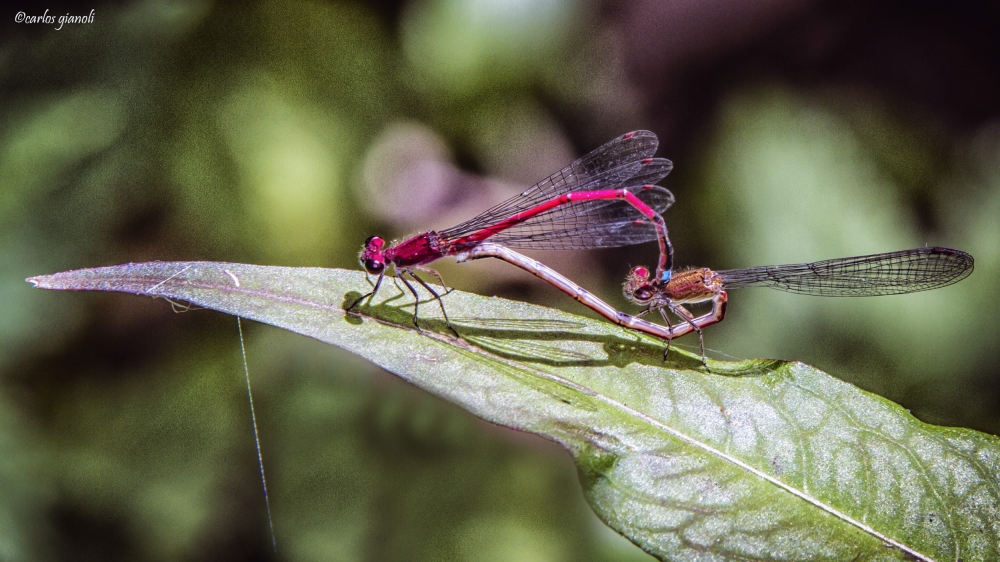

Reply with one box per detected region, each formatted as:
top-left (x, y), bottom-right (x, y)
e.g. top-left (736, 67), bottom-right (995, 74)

top-left (631, 306), bottom-right (673, 360)
top-left (668, 303), bottom-right (709, 371)
top-left (657, 307), bottom-right (674, 361)
top-left (397, 273), bottom-right (424, 332)
top-left (347, 272), bottom-right (385, 313)
top-left (415, 266), bottom-right (454, 296)
top-left (410, 272), bottom-right (460, 338)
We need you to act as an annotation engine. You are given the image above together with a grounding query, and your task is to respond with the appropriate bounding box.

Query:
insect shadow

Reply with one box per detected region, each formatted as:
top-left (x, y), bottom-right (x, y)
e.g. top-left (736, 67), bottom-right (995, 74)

top-left (342, 290), bottom-right (777, 377)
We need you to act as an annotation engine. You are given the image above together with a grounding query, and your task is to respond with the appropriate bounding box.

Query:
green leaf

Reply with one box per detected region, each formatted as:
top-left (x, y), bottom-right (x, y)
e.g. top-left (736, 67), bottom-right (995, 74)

top-left (28, 261), bottom-right (1000, 561)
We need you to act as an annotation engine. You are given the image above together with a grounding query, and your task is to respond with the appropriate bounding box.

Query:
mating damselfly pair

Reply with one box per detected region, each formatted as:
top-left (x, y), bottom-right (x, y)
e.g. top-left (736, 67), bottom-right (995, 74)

top-left (348, 131), bottom-right (974, 365)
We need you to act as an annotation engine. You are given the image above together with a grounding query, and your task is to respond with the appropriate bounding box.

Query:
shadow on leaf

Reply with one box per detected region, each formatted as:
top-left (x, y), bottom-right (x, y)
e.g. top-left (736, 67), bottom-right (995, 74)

top-left (344, 291), bottom-right (775, 377)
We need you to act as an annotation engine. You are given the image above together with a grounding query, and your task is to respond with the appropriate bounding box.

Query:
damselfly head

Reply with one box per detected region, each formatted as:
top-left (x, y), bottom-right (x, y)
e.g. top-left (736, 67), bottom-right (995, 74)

top-left (359, 235), bottom-right (386, 274)
top-left (623, 265), bottom-right (656, 304)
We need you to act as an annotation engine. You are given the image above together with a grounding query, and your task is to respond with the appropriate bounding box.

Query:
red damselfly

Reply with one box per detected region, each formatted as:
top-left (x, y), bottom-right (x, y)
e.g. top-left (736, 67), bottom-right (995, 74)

top-left (350, 130), bottom-right (676, 332)
top-left (622, 247), bottom-right (975, 364)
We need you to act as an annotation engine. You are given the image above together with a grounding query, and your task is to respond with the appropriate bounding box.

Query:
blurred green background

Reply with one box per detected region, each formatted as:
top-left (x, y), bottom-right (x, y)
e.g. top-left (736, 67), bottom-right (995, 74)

top-left (2, 0), bottom-right (999, 560)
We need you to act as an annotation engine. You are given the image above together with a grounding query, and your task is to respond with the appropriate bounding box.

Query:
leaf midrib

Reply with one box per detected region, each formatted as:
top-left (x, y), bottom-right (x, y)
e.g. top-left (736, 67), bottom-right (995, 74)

top-left (790, 378), bottom-right (961, 561)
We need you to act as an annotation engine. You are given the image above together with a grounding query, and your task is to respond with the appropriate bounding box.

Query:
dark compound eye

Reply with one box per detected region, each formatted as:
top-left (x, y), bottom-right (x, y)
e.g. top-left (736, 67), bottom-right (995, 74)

top-left (363, 259), bottom-right (385, 274)
top-left (633, 288), bottom-right (653, 301)
top-left (364, 235), bottom-right (385, 250)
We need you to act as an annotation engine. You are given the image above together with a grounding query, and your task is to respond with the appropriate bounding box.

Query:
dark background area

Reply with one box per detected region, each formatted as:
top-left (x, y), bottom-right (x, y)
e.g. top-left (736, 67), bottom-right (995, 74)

top-left (2, 0), bottom-right (998, 560)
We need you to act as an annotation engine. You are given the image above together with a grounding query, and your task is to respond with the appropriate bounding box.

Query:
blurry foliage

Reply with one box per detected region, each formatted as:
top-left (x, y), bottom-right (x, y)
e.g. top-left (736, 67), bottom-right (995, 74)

top-left (1, 0), bottom-right (999, 560)
top-left (694, 87), bottom-right (1000, 429)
